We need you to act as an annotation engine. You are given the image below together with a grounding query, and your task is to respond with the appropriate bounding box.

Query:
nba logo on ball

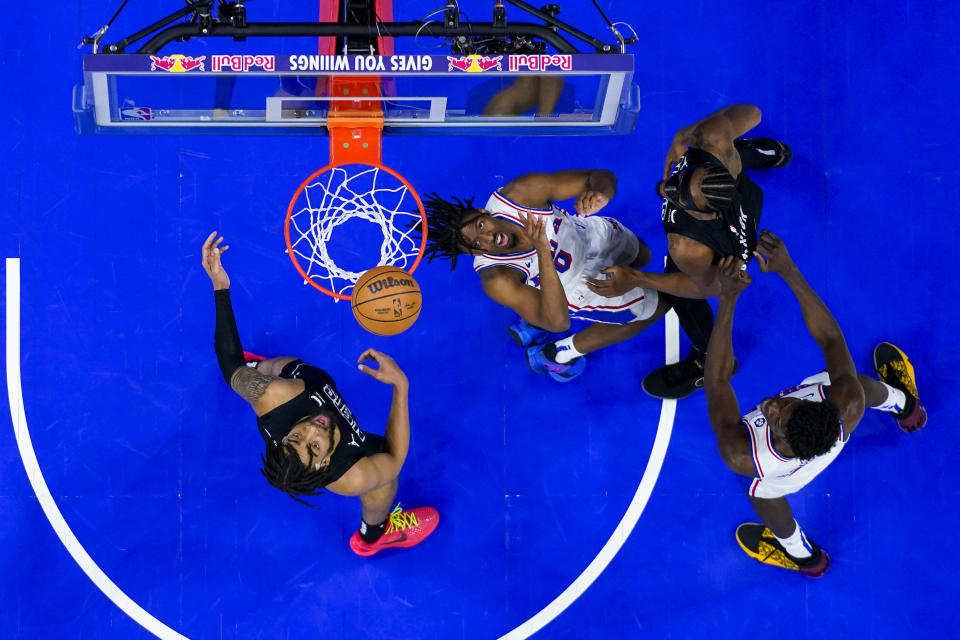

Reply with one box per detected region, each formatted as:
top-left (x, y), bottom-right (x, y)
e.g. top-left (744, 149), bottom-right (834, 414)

top-left (351, 265), bottom-right (422, 336)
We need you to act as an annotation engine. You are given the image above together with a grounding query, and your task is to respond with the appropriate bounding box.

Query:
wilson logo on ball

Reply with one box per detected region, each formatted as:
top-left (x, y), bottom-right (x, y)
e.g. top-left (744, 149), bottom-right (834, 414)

top-left (366, 276), bottom-right (415, 294)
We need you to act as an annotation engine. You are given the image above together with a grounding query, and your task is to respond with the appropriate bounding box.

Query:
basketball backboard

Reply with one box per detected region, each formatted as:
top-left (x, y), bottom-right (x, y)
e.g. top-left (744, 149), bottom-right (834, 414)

top-left (74, 53), bottom-right (638, 136)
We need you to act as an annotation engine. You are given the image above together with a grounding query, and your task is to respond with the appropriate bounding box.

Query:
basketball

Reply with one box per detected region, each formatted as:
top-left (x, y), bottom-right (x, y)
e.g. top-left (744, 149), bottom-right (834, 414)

top-left (351, 266), bottom-right (422, 336)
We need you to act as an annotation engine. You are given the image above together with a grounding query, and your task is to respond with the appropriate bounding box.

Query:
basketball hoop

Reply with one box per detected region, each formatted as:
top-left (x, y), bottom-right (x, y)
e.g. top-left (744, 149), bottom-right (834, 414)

top-left (284, 76), bottom-right (427, 301)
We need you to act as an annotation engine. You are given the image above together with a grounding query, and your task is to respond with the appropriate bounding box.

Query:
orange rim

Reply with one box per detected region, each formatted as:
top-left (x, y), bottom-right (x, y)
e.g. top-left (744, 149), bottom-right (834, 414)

top-left (284, 162), bottom-right (428, 301)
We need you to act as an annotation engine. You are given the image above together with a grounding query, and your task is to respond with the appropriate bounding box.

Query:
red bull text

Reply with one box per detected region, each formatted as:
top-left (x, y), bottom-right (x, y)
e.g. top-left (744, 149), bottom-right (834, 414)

top-left (211, 55), bottom-right (275, 72)
top-left (507, 54), bottom-right (573, 71)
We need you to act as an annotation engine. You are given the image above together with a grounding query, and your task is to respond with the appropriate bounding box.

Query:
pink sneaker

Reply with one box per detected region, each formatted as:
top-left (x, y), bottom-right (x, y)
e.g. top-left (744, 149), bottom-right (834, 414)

top-left (350, 504), bottom-right (439, 557)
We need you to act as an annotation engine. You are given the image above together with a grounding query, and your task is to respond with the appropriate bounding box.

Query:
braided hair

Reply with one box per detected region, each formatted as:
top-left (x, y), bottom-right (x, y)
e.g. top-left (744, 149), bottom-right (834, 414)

top-left (414, 192), bottom-right (482, 269)
top-left (697, 166), bottom-right (737, 212)
top-left (783, 400), bottom-right (842, 461)
top-left (260, 443), bottom-right (334, 507)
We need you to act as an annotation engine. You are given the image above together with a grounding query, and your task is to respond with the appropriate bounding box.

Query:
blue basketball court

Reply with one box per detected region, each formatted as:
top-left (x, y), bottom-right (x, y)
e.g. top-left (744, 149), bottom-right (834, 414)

top-left (2, 1), bottom-right (958, 638)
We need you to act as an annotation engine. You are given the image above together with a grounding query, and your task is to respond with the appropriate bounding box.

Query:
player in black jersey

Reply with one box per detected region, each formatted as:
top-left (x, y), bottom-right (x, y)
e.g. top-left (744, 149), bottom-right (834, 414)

top-left (588, 104), bottom-right (792, 399)
top-left (201, 231), bottom-right (438, 557)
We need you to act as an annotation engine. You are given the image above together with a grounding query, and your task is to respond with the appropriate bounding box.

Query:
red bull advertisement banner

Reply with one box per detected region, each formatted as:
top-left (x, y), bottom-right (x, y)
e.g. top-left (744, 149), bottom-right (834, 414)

top-left (85, 53), bottom-right (632, 75)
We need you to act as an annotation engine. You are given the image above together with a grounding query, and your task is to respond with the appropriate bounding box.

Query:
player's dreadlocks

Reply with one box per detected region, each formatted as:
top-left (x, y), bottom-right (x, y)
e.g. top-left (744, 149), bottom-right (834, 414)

top-left (260, 443), bottom-right (333, 507)
top-left (783, 400), bottom-right (842, 461)
top-left (698, 165), bottom-right (737, 212)
top-left (414, 192), bottom-right (483, 269)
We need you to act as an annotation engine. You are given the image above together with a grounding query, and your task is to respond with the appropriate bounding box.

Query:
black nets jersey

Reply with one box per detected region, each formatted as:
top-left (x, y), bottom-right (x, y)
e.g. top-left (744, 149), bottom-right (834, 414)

top-left (256, 362), bottom-right (384, 485)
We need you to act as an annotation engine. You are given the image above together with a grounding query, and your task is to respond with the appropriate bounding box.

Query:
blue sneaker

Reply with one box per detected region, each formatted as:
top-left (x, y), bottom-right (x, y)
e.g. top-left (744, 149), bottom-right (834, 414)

top-left (525, 344), bottom-right (586, 382)
top-left (507, 319), bottom-right (551, 348)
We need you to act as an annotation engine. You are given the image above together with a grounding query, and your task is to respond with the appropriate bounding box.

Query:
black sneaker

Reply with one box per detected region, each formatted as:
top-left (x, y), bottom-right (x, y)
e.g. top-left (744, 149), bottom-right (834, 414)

top-left (642, 346), bottom-right (704, 399)
top-left (735, 523), bottom-right (830, 578)
top-left (734, 137), bottom-right (793, 169)
top-left (642, 346), bottom-right (738, 400)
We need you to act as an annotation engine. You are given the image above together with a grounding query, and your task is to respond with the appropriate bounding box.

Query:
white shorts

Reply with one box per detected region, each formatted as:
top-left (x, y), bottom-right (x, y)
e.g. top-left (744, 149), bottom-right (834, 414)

top-left (565, 223), bottom-right (660, 325)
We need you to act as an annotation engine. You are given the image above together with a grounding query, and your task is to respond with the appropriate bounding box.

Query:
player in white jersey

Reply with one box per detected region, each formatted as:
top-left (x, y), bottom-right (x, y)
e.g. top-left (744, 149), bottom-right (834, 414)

top-left (417, 170), bottom-right (669, 382)
top-left (703, 233), bottom-right (926, 578)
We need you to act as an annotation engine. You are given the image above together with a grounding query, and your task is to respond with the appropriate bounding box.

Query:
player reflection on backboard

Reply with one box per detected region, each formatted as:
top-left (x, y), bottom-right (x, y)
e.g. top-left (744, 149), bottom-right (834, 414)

top-left (478, 76), bottom-right (568, 117)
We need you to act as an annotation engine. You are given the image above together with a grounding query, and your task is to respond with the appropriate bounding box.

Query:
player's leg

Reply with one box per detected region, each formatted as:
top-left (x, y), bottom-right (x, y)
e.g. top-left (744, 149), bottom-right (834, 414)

top-left (738, 495), bottom-right (830, 577)
top-left (349, 478), bottom-right (440, 556)
top-left (734, 137), bottom-right (793, 170)
top-left (359, 477), bottom-right (400, 530)
top-left (641, 257), bottom-right (722, 399)
top-left (747, 495), bottom-right (797, 538)
top-left (528, 296), bottom-right (669, 382)
top-left (568, 298), bottom-right (668, 353)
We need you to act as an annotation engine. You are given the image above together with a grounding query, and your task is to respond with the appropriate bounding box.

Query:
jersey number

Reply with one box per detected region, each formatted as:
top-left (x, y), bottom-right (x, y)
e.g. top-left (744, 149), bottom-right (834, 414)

top-left (547, 218), bottom-right (572, 273)
top-left (548, 240), bottom-right (572, 274)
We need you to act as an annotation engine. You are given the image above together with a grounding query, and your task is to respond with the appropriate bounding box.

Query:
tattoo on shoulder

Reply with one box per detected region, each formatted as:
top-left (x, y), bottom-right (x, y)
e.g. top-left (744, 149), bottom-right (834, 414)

top-left (230, 367), bottom-right (280, 405)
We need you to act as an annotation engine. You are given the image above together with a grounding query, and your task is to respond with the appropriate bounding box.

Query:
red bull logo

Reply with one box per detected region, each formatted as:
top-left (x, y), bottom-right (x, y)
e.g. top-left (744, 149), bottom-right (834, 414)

top-left (508, 54), bottom-right (573, 71)
top-left (447, 54), bottom-right (503, 72)
top-left (211, 54), bottom-right (275, 72)
top-left (149, 54), bottom-right (206, 72)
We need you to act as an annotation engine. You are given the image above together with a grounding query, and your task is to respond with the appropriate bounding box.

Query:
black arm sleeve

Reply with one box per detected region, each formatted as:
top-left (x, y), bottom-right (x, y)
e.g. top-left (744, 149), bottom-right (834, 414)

top-left (214, 289), bottom-right (245, 383)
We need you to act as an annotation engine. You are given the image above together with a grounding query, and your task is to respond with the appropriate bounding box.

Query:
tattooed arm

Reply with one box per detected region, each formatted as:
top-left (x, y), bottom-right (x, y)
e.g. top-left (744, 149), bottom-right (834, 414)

top-left (203, 232), bottom-right (303, 416)
top-left (229, 366), bottom-right (304, 417)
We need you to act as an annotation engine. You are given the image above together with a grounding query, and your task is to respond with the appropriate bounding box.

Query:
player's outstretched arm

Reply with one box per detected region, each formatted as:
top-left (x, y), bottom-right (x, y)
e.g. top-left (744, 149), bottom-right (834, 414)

top-left (664, 104), bottom-right (761, 179)
top-left (203, 231), bottom-right (303, 415)
top-left (501, 170), bottom-right (617, 215)
top-left (703, 257), bottom-right (754, 476)
top-left (754, 231), bottom-right (865, 424)
top-left (328, 350), bottom-right (411, 497)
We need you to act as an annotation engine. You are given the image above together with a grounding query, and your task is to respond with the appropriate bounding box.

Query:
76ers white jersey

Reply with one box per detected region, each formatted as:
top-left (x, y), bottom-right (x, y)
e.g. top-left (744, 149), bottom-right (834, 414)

top-left (743, 372), bottom-right (847, 499)
top-left (472, 190), bottom-right (659, 324)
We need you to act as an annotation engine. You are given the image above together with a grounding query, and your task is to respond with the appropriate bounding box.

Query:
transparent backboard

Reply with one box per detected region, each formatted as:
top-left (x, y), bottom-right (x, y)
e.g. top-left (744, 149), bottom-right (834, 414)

top-left (74, 53), bottom-right (639, 135)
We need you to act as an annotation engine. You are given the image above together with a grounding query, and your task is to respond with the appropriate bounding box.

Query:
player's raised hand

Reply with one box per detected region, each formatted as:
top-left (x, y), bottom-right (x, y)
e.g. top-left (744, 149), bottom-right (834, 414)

top-left (574, 189), bottom-right (610, 216)
top-left (753, 230), bottom-right (796, 275)
top-left (716, 256), bottom-right (751, 298)
top-left (202, 231), bottom-right (230, 290)
top-left (519, 213), bottom-right (551, 253)
top-left (357, 349), bottom-right (408, 389)
top-left (586, 265), bottom-right (641, 298)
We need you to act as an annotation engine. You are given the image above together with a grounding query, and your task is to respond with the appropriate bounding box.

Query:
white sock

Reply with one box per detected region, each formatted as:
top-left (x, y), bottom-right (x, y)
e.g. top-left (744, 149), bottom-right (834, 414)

top-left (774, 520), bottom-right (813, 559)
top-left (552, 336), bottom-right (584, 364)
top-left (245, 361), bottom-right (259, 369)
top-left (872, 381), bottom-right (906, 414)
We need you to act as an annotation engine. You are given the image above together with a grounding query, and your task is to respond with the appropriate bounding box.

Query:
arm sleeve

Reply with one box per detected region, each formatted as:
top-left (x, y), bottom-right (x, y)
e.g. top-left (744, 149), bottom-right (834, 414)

top-left (214, 289), bottom-right (245, 383)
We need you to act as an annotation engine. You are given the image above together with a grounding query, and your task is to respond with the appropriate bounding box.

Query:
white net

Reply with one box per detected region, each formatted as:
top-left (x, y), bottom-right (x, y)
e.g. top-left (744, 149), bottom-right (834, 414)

top-left (285, 164), bottom-right (425, 299)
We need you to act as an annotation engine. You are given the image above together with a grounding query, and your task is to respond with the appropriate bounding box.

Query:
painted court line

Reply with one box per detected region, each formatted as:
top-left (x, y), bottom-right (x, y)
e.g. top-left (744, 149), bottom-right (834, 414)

top-left (500, 310), bottom-right (679, 639)
top-left (6, 256), bottom-right (676, 639)
top-left (5, 259), bottom-right (187, 640)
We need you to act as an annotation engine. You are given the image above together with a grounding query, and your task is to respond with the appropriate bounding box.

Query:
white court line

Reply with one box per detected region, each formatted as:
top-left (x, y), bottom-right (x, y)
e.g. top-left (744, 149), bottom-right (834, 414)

top-left (7, 255), bottom-right (676, 639)
top-left (5, 259), bottom-right (188, 640)
top-left (500, 309), bottom-right (679, 640)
